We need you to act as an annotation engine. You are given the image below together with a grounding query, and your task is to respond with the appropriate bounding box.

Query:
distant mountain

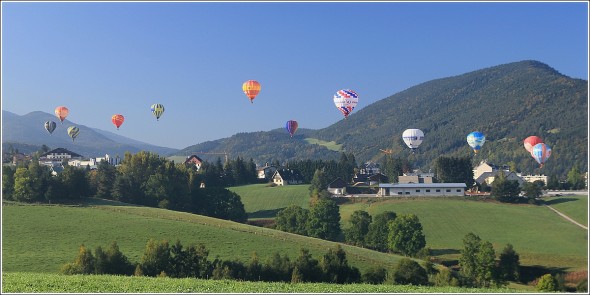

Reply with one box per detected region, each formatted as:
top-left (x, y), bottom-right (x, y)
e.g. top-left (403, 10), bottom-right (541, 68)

top-left (2, 110), bottom-right (178, 158)
top-left (176, 60), bottom-right (587, 178)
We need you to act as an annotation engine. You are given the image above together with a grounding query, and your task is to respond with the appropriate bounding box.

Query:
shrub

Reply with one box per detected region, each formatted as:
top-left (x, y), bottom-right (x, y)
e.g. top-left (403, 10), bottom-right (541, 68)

top-left (536, 274), bottom-right (558, 292)
top-left (390, 258), bottom-right (428, 286)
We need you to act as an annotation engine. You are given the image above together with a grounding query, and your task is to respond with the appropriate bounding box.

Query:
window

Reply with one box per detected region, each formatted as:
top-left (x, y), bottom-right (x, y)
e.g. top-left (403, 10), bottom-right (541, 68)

top-left (398, 192), bottom-right (403, 195)
top-left (416, 189), bottom-right (421, 192)
top-left (426, 189), bottom-right (430, 192)
top-left (405, 192), bottom-right (410, 195)
top-left (446, 189), bottom-right (451, 192)
top-left (436, 189), bottom-right (441, 192)
top-left (456, 189), bottom-right (462, 192)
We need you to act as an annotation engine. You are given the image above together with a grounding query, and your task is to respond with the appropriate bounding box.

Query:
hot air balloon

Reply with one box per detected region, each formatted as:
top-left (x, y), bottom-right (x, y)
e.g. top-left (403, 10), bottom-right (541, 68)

top-left (402, 129), bottom-right (424, 153)
top-left (285, 120), bottom-right (298, 137)
top-left (54, 106), bottom-right (69, 123)
top-left (67, 126), bottom-right (80, 142)
top-left (44, 121), bottom-right (56, 135)
top-left (333, 89), bottom-right (358, 119)
top-left (112, 114), bottom-right (125, 130)
top-left (151, 103), bottom-right (165, 121)
top-left (242, 80), bottom-right (261, 103)
top-left (523, 136), bottom-right (543, 153)
top-left (467, 131), bottom-right (485, 154)
top-left (531, 143), bottom-right (551, 168)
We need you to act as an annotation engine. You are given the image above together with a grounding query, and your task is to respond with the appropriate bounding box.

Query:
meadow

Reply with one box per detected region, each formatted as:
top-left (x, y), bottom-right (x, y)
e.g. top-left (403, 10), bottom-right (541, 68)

top-left (542, 195), bottom-right (588, 226)
top-left (338, 196), bottom-right (588, 271)
top-left (233, 183), bottom-right (587, 271)
top-left (2, 200), bottom-right (408, 274)
top-left (2, 272), bottom-right (520, 293)
top-left (228, 183), bottom-right (310, 218)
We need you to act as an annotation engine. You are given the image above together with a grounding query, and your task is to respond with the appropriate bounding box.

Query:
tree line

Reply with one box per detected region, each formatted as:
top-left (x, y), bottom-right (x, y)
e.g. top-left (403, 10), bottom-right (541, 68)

top-left (60, 239), bottom-right (439, 286)
top-left (1, 151), bottom-right (252, 222)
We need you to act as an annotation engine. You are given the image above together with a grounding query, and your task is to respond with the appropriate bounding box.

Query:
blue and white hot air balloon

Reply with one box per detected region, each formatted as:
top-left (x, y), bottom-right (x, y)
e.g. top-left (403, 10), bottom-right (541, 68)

top-left (531, 143), bottom-right (551, 168)
top-left (467, 131), bottom-right (485, 154)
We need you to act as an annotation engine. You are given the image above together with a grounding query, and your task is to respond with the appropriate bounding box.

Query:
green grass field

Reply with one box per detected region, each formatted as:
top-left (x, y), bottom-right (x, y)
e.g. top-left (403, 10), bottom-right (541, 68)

top-left (304, 138), bottom-right (343, 152)
top-left (229, 184), bottom-right (310, 218)
top-left (2, 272), bottom-right (521, 293)
top-left (338, 197), bottom-right (588, 271)
top-left (542, 195), bottom-right (588, 226)
top-left (2, 200), bottom-right (408, 275)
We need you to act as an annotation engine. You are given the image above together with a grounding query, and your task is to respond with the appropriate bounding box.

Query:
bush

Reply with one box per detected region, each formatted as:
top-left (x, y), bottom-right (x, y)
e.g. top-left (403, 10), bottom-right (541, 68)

top-left (390, 258), bottom-right (428, 286)
top-left (577, 278), bottom-right (588, 292)
top-left (362, 266), bottom-right (387, 284)
top-left (433, 267), bottom-right (459, 287)
top-left (536, 274), bottom-right (558, 292)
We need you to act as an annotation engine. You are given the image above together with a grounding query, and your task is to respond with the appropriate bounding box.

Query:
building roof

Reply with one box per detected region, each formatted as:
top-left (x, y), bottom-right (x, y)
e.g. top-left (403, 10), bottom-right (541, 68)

top-left (274, 168), bottom-right (304, 181)
top-left (328, 177), bottom-right (347, 188)
top-left (379, 183), bottom-right (467, 188)
top-left (185, 155), bottom-right (204, 163)
top-left (40, 148), bottom-right (83, 158)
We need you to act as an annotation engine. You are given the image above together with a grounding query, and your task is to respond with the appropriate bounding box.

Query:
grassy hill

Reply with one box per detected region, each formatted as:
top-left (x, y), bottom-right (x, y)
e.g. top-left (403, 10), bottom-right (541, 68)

top-left (1, 200), bottom-right (410, 275)
top-left (229, 184), bottom-right (310, 219)
top-left (338, 196), bottom-right (588, 272)
top-left (230, 184), bottom-right (587, 272)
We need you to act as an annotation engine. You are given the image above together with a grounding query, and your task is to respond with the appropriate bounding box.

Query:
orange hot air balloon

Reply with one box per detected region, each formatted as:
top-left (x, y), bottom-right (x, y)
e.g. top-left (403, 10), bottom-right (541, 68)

top-left (54, 106), bottom-right (69, 123)
top-left (523, 136), bottom-right (543, 153)
top-left (242, 80), bottom-right (261, 103)
top-left (111, 114), bottom-right (125, 130)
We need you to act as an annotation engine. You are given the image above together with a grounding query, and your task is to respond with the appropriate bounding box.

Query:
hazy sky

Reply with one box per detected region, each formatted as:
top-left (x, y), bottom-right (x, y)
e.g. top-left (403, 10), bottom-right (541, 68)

top-left (2, 1), bottom-right (588, 149)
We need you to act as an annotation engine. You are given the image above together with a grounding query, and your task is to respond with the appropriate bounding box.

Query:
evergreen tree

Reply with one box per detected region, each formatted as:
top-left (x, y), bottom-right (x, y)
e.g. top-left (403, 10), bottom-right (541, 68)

top-left (292, 248), bottom-right (321, 283)
top-left (433, 156), bottom-right (474, 187)
top-left (2, 165), bottom-right (15, 200)
top-left (497, 243), bottom-right (520, 282)
top-left (459, 232), bottom-right (481, 286)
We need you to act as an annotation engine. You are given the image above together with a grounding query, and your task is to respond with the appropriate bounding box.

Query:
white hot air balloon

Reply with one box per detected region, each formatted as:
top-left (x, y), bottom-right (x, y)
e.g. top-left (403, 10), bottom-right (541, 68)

top-left (402, 129), bottom-right (424, 153)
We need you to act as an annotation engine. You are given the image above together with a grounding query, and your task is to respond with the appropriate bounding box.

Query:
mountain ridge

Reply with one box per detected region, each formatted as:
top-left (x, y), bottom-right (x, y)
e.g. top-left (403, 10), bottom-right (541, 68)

top-left (175, 60), bottom-right (588, 177)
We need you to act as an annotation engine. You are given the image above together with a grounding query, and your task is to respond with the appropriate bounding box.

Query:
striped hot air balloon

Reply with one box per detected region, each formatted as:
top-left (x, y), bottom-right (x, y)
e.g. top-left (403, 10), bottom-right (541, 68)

top-left (67, 126), bottom-right (80, 142)
top-left (151, 103), bottom-right (165, 121)
top-left (44, 121), bottom-right (56, 135)
top-left (242, 80), bottom-right (261, 103)
top-left (333, 89), bottom-right (358, 119)
top-left (285, 120), bottom-right (298, 137)
top-left (531, 143), bottom-right (551, 168)
top-left (523, 136), bottom-right (543, 153)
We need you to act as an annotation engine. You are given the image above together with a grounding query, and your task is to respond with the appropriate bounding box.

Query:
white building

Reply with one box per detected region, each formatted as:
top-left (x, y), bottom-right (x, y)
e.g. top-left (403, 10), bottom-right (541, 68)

top-left (377, 183), bottom-right (467, 197)
top-left (519, 174), bottom-right (548, 184)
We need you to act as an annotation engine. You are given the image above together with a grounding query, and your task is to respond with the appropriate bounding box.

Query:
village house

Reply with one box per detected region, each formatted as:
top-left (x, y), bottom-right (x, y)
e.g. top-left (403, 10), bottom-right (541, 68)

top-left (519, 174), bottom-right (548, 184)
top-left (328, 177), bottom-right (348, 195)
top-left (477, 171), bottom-right (526, 187)
top-left (271, 168), bottom-right (304, 186)
top-left (377, 183), bottom-right (467, 197)
top-left (184, 155), bottom-right (204, 170)
top-left (359, 162), bottom-right (381, 175)
top-left (257, 164), bottom-right (278, 181)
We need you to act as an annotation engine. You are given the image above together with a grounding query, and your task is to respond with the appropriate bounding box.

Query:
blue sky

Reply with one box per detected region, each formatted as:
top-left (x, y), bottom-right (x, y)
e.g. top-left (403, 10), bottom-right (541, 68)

top-left (2, 1), bottom-right (588, 149)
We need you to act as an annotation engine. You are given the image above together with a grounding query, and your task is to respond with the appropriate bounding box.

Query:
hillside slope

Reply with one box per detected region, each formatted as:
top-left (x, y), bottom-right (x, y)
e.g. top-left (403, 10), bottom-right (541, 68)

top-left (175, 60), bottom-right (588, 177)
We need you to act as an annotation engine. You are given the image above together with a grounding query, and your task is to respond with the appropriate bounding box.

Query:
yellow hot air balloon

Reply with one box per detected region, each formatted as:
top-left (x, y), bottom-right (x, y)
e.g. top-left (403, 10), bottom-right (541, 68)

top-left (242, 80), bottom-right (261, 103)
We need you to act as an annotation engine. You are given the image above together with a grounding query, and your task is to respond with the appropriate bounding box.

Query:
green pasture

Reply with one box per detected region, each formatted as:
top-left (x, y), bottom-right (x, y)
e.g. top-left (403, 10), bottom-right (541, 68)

top-left (229, 184), bottom-right (310, 218)
top-left (2, 272), bottom-right (521, 293)
top-left (2, 200), bottom-right (407, 274)
top-left (542, 195), bottom-right (588, 226)
top-left (339, 197), bottom-right (588, 271)
top-left (304, 138), bottom-right (343, 152)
